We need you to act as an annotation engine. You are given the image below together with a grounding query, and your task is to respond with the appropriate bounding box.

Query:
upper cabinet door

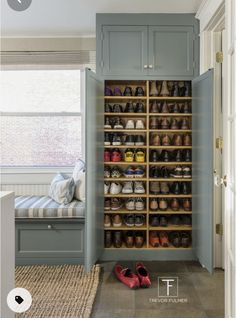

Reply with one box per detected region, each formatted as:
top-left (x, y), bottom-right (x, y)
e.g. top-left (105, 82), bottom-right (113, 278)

top-left (148, 26), bottom-right (194, 77)
top-left (102, 26), bottom-right (148, 76)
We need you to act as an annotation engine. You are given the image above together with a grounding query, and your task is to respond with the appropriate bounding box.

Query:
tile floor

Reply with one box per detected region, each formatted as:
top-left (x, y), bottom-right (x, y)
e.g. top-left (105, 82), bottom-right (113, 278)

top-left (92, 261), bottom-right (224, 318)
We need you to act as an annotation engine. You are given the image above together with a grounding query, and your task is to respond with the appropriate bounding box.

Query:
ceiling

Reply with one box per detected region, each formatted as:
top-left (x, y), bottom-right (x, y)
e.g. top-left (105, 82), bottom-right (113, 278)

top-left (1, 0), bottom-right (202, 37)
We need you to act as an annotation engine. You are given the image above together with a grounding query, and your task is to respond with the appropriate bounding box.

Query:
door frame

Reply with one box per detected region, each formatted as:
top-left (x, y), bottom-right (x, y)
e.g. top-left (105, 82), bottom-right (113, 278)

top-left (196, 1), bottom-right (225, 269)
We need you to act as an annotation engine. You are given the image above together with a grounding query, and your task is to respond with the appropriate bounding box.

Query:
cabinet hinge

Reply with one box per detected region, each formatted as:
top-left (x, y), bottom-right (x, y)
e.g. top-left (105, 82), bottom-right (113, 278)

top-left (216, 136), bottom-right (223, 149)
top-left (216, 224), bottom-right (223, 236)
top-left (216, 51), bottom-right (223, 63)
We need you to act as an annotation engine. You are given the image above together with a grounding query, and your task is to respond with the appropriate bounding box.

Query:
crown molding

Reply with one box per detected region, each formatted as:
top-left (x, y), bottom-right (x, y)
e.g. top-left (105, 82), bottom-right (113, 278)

top-left (195, 0), bottom-right (224, 32)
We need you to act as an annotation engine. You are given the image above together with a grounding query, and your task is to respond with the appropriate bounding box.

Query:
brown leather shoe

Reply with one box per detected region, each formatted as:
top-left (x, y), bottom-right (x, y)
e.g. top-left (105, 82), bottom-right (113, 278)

top-left (161, 101), bottom-right (170, 113)
top-left (183, 199), bottom-right (192, 211)
top-left (181, 118), bottom-right (190, 130)
top-left (170, 198), bottom-right (180, 211)
top-left (150, 101), bottom-right (161, 113)
top-left (160, 182), bottom-right (169, 194)
top-left (150, 198), bottom-right (158, 211)
top-left (159, 231), bottom-right (169, 247)
top-left (160, 118), bottom-right (170, 129)
top-left (150, 181), bottom-right (160, 194)
top-left (159, 198), bottom-right (168, 211)
top-left (135, 232), bottom-right (144, 248)
top-left (172, 102), bottom-right (180, 113)
top-left (183, 134), bottom-right (192, 146)
top-left (105, 231), bottom-right (112, 248)
top-left (114, 231), bottom-right (122, 248)
top-left (149, 231), bottom-right (160, 247)
top-left (150, 117), bottom-right (159, 129)
top-left (113, 214), bottom-right (122, 227)
top-left (125, 231), bottom-right (134, 248)
top-left (170, 119), bottom-right (179, 130)
top-left (173, 134), bottom-right (183, 146)
top-left (151, 134), bottom-right (161, 146)
top-left (162, 134), bottom-right (171, 146)
top-left (181, 102), bottom-right (191, 113)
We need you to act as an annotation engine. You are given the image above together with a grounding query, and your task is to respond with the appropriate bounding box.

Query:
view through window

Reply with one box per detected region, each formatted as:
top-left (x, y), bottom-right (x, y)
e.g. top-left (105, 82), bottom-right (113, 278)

top-left (1, 69), bottom-right (82, 167)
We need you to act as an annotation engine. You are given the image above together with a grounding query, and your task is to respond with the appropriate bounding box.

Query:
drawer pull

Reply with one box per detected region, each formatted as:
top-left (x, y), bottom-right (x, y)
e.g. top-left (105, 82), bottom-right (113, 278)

top-left (47, 225), bottom-right (52, 229)
top-left (144, 65), bottom-right (148, 69)
top-left (149, 64), bottom-right (153, 69)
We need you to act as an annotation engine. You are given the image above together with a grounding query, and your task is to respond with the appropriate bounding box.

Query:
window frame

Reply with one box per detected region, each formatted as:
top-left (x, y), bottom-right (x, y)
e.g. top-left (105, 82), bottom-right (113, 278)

top-left (1, 64), bottom-right (86, 173)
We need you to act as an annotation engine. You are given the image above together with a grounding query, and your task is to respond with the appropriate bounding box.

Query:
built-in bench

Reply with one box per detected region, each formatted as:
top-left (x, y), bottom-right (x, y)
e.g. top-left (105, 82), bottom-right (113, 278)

top-left (15, 196), bottom-right (85, 265)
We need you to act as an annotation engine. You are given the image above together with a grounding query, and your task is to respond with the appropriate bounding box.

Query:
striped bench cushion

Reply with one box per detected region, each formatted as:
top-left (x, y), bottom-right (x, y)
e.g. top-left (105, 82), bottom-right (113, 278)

top-left (15, 196), bottom-right (85, 218)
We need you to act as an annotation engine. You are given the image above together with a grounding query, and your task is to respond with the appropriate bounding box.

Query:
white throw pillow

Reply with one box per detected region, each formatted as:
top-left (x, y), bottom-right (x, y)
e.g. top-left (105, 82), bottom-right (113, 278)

top-left (72, 159), bottom-right (86, 180)
top-left (74, 170), bottom-right (86, 202)
top-left (49, 173), bottom-right (75, 204)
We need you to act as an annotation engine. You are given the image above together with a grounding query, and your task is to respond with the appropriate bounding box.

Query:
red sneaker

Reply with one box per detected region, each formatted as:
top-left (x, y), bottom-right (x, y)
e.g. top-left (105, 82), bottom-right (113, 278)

top-left (111, 148), bottom-right (122, 162)
top-left (104, 150), bottom-right (111, 162)
top-left (135, 262), bottom-right (151, 288)
top-left (114, 264), bottom-right (140, 289)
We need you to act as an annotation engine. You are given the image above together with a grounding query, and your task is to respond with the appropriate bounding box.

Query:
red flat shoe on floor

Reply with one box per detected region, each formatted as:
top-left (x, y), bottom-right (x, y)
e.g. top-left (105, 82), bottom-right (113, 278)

top-left (114, 264), bottom-right (140, 289)
top-left (135, 262), bottom-right (151, 288)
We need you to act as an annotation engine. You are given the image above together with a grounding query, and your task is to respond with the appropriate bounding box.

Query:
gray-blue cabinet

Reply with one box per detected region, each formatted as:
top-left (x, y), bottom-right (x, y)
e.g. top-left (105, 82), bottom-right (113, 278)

top-left (96, 14), bottom-right (199, 79)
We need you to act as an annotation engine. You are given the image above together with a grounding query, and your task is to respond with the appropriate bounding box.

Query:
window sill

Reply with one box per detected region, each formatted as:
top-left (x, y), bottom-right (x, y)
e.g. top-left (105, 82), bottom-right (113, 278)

top-left (1, 167), bottom-right (74, 174)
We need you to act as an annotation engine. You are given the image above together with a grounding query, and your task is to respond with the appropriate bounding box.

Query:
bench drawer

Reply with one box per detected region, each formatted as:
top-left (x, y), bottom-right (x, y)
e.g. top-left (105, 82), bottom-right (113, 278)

top-left (16, 221), bottom-right (84, 264)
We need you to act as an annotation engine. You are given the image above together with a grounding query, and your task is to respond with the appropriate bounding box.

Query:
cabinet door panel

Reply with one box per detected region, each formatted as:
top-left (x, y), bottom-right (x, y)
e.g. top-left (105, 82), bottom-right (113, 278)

top-left (102, 26), bottom-right (148, 76)
top-left (149, 26), bottom-right (194, 77)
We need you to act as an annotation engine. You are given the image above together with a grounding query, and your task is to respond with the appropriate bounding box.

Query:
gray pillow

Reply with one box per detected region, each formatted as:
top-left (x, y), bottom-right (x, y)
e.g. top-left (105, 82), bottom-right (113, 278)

top-left (49, 173), bottom-right (75, 204)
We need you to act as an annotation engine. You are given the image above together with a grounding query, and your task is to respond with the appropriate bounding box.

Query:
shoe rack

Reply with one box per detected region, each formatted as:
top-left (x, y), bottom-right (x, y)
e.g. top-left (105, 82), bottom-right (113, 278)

top-left (104, 80), bottom-right (192, 250)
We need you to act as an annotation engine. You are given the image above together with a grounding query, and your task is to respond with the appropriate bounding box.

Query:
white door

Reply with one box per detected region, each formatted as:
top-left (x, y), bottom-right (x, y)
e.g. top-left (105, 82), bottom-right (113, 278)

top-left (223, 3), bottom-right (236, 316)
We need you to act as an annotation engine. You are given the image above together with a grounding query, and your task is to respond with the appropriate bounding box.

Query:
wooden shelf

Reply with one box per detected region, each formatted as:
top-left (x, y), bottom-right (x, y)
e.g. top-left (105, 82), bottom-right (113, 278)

top-left (105, 210), bottom-right (147, 214)
top-left (105, 96), bottom-right (147, 100)
top-left (149, 162), bottom-right (192, 165)
top-left (105, 162), bottom-right (147, 165)
top-left (104, 178), bottom-right (148, 181)
top-left (105, 113), bottom-right (147, 116)
top-left (149, 194), bottom-right (192, 198)
top-left (149, 146), bottom-right (192, 149)
top-left (105, 224), bottom-right (147, 230)
top-left (104, 129), bottom-right (147, 132)
top-left (105, 194), bottom-right (147, 198)
top-left (149, 211), bottom-right (192, 214)
top-left (147, 246), bottom-right (192, 250)
top-left (149, 226), bottom-right (192, 231)
top-left (149, 97), bottom-right (192, 100)
top-left (149, 113), bottom-right (192, 116)
top-left (149, 178), bottom-right (192, 182)
top-left (105, 145), bottom-right (147, 148)
top-left (149, 129), bottom-right (191, 133)
top-left (105, 243), bottom-right (148, 250)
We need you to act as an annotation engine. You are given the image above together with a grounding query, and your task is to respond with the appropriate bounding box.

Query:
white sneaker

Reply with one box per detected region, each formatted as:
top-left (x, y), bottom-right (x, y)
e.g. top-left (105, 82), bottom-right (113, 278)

top-left (125, 198), bottom-right (135, 210)
top-left (110, 182), bottom-right (122, 195)
top-left (135, 198), bottom-right (145, 210)
top-left (135, 119), bottom-right (145, 129)
top-left (125, 120), bottom-right (135, 129)
top-left (104, 182), bottom-right (110, 194)
top-left (122, 181), bottom-right (133, 194)
top-left (134, 182), bottom-right (145, 194)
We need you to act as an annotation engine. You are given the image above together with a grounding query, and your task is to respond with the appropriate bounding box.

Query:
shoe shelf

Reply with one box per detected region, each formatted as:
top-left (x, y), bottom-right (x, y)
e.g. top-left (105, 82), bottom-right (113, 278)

top-left (104, 80), bottom-right (192, 251)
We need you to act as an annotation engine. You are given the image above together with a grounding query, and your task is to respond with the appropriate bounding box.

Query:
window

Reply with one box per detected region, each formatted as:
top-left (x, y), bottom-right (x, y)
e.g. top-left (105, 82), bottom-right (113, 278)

top-left (1, 69), bottom-right (83, 167)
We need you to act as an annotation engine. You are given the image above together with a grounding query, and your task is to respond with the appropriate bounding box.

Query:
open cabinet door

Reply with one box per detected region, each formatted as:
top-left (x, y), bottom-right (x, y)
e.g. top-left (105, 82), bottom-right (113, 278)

top-left (192, 69), bottom-right (214, 273)
top-left (81, 68), bottom-right (104, 271)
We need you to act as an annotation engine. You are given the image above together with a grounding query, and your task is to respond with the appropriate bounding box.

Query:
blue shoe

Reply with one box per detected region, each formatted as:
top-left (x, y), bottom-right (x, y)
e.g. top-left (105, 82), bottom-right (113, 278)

top-left (134, 166), bottom-right (145, 178)
top-left (124, 166), bottom-right (135, 178)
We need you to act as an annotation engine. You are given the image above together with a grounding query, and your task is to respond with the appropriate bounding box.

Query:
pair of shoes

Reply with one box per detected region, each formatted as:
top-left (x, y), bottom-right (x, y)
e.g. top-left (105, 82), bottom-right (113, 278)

top-left (105, 103), bottom-right (124, 113)
top-left (125, 119), bottom-right (145, 129)
top-left (149, 198), bottom-right (192, 211)
top-left (122, 181), bottom-right (145, 194)
top-left (104, 149), bottom-right (122, 162)
top-left (150, 215), bottom-right (191, 227)
top-left (104, 214), bottom-right (122, 227)
top-left (150, 215), bottom-right (168, 227)
top-left (150, 198), bottom-right (169, 211)
top-left (124, 135), bottom-right (145, 146)
top-left (123, 87), bottom-right (145, 97)
top-left (104, 117), bottom-right (124, 129)
top-left (171, 182), bottom-right (191, 195)
top-left (169, 232), bottom-right (192, 247)
top-left (149, 231), bottom-right (170, 247)
top-left (124, 166), bottom-right (145, 178)
top-left (150, 181), bottom-right (169, 194)
top-left (149, 166), bottom-right (169, 178)
top-left (114, 262), bottom-right (151, 289)
top-left (104, 198), bottom-right (123, 211)
top-left (124, 231), bottom-right (145, 248)
top-left (125, 148), bottom-right (145, 163)
top-left (105, 86), bottom-right (145, 97)
top-left (125, 102), bottom-right (145, 113)
top-left (105, 87), bottom-right (123, 96)
top-left (125, 198), bottom-right (145, 211)
top-left (104, 166), bottom-right (122, 178)
top-left (104, 133), bottom-right (123, 146)
top-left (124, 214), bottom-right (145, 227)
top-left (170, 166), bottom-right (191, 178)
top-left (105, 182), bottom-right (122, 195)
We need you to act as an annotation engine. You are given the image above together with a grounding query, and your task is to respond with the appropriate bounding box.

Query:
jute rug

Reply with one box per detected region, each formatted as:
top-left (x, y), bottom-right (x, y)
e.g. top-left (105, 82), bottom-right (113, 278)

top-left (15, 264), bottom-right (100, 318)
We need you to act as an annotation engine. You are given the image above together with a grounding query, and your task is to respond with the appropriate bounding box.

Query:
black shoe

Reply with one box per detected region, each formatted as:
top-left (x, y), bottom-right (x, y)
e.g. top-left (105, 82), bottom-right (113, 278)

top-left (113, 117), bottom-right (124, 129)
top-left (150, 150), bottom-right (159, 162)
top-left (150, 216), bottom-right (159, 227)
top-left (124, 87), bottom-right (133, 96)
top-left (104, 117), bottom-right (112, 128)
top-left (171, 182), bottom-right (181, 195)
top-left (105, 103), bottom-right (112, 113)
top-left (113, 104), bottom-right (123, 113)
top-left (171, 102), bottom-right (180, 113)
top-left (184, 82), bottom-right (191, 97)
top-left (159, 216), bottom-right (168, 227)
top-left (182, 182), bottom-right (191, 194)
top-left (179, 84), bottom-right (186, 97)
top-left (170, 232), bottom-right (181, 247)
top-left (172, 82), bottom-right (179, 97)
top-left (135, 87), bottom-right (145, 96)
top-left (112, 133), bottom-right (122, 146)
top-left (181, 215), bottom-right (192, 226)
top-left (135, 102), bottom-right (145, 113)
top-left (150, 166), bottom-right (160, 178)
top-left (169, 215), bottom-right (181, 226)
top-left (161, 167), bottom-right (170, 178)
top-left (125, 102), bottom-right (135, 113)
top-left (135, 135), bottom-right (145, 146)
top-left (183, 149), bottom-right (192, 162)
top-left (104, 133), bottom-right (111, 145)
top-left (181, 102), bottom-right (191, 113)
top-left (161, 150), bottom-right (171, 162)
top-left (173, 150), bottom-right (182, 162)
top-left (125, 135), bottom-right (135, 146)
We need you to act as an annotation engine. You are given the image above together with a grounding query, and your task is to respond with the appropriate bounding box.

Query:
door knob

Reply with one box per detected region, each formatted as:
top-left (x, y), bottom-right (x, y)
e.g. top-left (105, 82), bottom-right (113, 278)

top-left (144, 65), bottom-right (148, 69)
top-left (149, 65), bottom-right (153, 69)
top-left (47, 225), bottom-right (52, 229)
